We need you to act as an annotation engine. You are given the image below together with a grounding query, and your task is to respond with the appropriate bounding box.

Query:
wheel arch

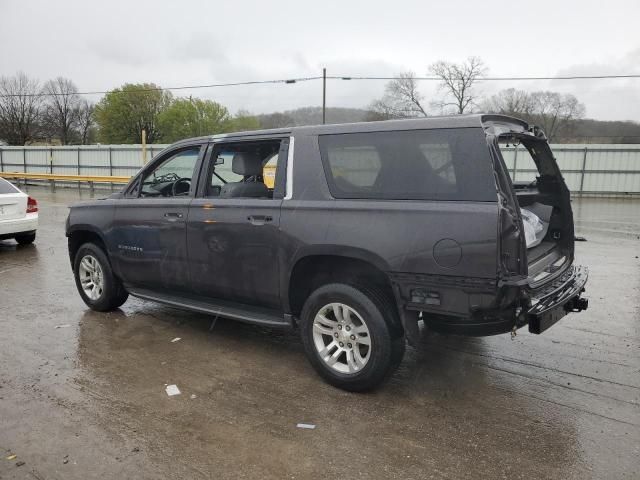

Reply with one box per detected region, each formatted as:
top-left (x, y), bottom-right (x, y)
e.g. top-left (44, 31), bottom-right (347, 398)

top-left (285, 246), bottom-right (395, 317)
top-left (67, 225), bottom-right (109, 267)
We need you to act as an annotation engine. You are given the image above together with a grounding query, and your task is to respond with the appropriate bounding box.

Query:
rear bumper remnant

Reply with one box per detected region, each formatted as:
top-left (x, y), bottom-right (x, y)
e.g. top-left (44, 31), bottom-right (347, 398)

top-left (527, 265), bottom-right (588, 334)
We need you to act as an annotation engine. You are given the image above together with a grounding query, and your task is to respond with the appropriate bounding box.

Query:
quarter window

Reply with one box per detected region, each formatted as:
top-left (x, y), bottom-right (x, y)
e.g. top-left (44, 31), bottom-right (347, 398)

top-left (325, 146), bottom-right (381, 189)
top-left (318, 128), bottom-right (497, 201)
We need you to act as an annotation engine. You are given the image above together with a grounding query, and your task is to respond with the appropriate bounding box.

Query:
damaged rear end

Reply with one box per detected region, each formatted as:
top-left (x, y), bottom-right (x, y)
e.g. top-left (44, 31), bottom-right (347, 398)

top-left (484, 115), bottom-right (588, 334)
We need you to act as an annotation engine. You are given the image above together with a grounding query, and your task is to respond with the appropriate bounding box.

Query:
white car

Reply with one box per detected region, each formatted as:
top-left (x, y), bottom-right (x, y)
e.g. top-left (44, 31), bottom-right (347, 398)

top-left (0, 178), bottom-right (38, 245)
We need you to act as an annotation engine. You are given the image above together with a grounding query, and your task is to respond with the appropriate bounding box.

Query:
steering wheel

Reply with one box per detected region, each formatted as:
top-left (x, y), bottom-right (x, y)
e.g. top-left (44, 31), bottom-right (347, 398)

top-left (171, 177), bottom-right (191, 196)
top-left (153, 172), bottom-right (180, 184)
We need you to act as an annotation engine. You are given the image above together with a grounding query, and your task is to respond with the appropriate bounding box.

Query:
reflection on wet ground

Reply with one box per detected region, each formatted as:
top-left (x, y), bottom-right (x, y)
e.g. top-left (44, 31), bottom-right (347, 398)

top-left (1, 187), bottom-right (639, 479)
top-left (573, 197), bottom-right (640, 237)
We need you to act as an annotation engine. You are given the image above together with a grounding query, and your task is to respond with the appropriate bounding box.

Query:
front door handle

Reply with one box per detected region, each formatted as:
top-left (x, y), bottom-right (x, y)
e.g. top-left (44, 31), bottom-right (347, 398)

top-left (164, 212), bottom-right (184, 222)
top-left (247, 215), bottom-right (272, 226)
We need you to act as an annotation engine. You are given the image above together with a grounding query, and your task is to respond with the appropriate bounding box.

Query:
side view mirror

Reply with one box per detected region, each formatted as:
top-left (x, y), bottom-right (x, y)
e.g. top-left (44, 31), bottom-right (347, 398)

top-left (215, 156), bottom-right (225, 166)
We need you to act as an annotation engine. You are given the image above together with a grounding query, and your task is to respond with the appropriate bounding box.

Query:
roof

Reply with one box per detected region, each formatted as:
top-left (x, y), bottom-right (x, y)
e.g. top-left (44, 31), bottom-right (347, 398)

top-left (172, 114), bottom-right (530, 146)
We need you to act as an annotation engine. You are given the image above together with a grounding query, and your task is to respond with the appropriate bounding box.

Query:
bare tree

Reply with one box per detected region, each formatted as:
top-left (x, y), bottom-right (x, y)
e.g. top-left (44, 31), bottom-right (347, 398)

top-left (429, 57), bottom-right (486, 114)
top-left (76, 100), bottom-right (95, 144)
top-left (0, 72), bottom-right (43, 145)
top-left (41, 77), bottom-right (82, 144)
top-left (482, 88), bottom-right (535, 118)
top-left (368, 72), bottom-right (428, 119)
top-left (529, 91), bottom-right (585, 141)
top-left (482, 88), bottom-right (586, 141)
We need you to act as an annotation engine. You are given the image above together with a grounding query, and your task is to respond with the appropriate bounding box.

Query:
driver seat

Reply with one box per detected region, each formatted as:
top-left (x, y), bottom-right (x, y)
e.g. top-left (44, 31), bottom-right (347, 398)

top-left (219, 152), bottom-right (269, 198)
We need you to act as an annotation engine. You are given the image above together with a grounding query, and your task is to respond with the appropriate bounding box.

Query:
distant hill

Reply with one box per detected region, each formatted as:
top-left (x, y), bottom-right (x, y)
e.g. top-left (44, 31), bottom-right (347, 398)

top-left (256, 107), bottom-right (369, 129)
top-left (558, 119), bottom-right (640, 143)
top-left (255, 107), bottom-right (640, 143)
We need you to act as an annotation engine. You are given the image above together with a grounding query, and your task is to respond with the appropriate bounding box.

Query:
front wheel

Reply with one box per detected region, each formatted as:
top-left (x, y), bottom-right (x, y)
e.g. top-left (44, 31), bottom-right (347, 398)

top-left (300, 283), bottom-right (405, 392)
top-left (73, 242), bottom-right (128, 311)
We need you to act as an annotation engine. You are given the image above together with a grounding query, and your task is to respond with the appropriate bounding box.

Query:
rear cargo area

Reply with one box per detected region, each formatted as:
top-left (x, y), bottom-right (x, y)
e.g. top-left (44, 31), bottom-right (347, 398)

top-left (498, 135), bottom-right (575, 286)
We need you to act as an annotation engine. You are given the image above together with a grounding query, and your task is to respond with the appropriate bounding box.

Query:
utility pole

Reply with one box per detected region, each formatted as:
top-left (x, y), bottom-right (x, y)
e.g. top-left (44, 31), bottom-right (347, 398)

top-left (141, 129), bottom-right (147, 164)
top-left (322, 68), bottom-right (326, 124)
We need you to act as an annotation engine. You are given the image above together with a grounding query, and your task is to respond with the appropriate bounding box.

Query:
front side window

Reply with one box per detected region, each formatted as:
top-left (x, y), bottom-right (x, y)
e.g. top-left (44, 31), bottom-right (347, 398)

top-left (138, 147), bottom-right (200, 197)
top-left (318, 128), bottom-right (497, 201)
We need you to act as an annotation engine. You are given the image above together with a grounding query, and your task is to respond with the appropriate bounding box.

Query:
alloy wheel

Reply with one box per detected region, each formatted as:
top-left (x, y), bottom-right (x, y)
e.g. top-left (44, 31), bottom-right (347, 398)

top-left (312, 302), bottom-right (372, 374)
top-left (78, 254), bottom-right (104, 301)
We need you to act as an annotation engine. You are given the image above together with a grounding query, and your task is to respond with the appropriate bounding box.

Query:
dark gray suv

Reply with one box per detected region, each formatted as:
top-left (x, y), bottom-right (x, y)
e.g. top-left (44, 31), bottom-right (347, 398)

top-left (66, 114), bottom-right (588, 391)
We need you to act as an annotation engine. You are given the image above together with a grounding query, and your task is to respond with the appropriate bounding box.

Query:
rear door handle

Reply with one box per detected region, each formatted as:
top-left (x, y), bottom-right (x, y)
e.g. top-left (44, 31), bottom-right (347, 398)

top-left (164, 212), bottom-right (183, 222)
top-left (247, 215), bottom-right (272, 226)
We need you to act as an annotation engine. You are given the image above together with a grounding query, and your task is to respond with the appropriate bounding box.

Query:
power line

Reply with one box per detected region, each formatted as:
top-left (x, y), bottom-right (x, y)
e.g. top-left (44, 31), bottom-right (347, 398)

top-left (333, 74), bottom-right (640, 81)
top-left (0, 76), bottom-right (323, 98)
top-left (1, 72), bottom-right (639, 98)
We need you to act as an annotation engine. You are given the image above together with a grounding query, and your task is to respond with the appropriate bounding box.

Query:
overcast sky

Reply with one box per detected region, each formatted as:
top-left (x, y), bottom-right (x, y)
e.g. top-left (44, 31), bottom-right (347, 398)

top-left (2, 0), bottom-right (639, 121)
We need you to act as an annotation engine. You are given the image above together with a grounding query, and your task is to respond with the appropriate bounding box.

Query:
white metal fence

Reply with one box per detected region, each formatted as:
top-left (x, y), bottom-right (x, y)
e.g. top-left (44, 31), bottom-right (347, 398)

top-left (0, 144), bottom-right (169, 178)
top-left (1, 143), bottom-right (639, 196)
top-left (500, 144), bottom-right (640, 196)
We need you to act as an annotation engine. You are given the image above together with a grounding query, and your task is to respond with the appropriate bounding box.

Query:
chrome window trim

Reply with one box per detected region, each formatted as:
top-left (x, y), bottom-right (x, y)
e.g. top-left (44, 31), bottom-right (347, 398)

top-left (284, 136), bottom-right (294, 200)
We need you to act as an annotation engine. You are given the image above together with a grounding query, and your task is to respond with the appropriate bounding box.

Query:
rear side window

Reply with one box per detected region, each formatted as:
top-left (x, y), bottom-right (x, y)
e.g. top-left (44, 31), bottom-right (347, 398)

top-left (0, 178), bottom-right (19, 194)
top-left (318, 128), bottom-right (497, 201)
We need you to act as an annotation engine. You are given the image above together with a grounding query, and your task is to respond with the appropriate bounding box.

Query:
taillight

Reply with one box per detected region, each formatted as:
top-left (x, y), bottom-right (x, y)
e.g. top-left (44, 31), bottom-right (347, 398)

top-left (27, 196), bottom-right (38, 213)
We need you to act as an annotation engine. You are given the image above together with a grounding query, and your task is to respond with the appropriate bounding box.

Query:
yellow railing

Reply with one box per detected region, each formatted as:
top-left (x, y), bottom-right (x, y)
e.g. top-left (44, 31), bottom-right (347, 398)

top-left (0, 172), bottom-right (131, 183)
top-left (1, 169), bottom-right (278, 188)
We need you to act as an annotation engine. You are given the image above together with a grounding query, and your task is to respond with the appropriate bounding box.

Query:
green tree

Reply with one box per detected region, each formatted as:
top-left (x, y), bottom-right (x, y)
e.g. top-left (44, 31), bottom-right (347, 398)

top-left (158, 98), bottom-right (230, 142)
top-left (94, 83), bottom-right (172, 143)
top-left (225, 110), bottom-right (261, 132)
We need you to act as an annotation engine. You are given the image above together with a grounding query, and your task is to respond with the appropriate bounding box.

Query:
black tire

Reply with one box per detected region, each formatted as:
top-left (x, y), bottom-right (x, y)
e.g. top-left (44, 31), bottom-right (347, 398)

top-left (73, 242), bottom-right (128, 312)
top-left (15, 232), bottom-right (36, 245)
top-left (299, 283), bottom-right (405, 392)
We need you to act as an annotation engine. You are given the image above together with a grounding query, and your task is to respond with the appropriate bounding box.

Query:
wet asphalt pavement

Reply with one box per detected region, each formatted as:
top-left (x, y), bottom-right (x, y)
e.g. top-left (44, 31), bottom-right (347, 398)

top-left (1, 187), bottom-right (639, 479)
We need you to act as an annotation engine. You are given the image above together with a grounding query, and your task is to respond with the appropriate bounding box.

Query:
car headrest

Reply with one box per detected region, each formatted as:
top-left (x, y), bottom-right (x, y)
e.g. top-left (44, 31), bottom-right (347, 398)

top-left (232, 152), bottom-right (262, 176)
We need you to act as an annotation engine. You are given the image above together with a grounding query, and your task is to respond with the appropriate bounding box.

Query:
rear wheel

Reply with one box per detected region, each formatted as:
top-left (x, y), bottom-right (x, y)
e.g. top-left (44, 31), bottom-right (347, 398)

top-left (15, 232), bottom-right (36, 245)
top-left (73, 242), bottom-right (128, 311)
top-left (300, 283), bottom-right (405, 391)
